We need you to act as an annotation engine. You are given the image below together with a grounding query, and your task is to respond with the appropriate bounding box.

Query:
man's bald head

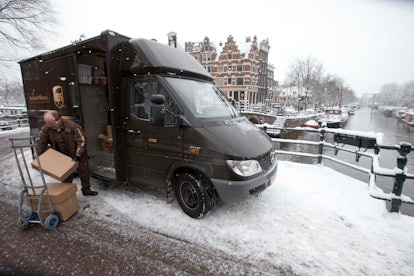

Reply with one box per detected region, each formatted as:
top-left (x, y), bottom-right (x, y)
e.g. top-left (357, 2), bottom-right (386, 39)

top-left (44, 110), bottom-right (61, 129)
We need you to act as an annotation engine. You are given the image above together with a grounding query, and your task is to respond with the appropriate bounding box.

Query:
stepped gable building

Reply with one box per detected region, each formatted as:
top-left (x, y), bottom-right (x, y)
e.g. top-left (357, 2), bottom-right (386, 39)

top-left (258, 38), bottom-right (272, 104)
top-left (184, 36), bottom-right (218, 74)
top-left (185, 35), bottom-right (274, 110)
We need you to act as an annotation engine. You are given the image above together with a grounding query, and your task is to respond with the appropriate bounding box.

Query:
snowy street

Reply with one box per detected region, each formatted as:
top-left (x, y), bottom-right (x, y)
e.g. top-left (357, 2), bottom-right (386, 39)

top-left (0, 196), bottom-right (272, 275)
top-left (1, 128), bottom-right (413, 275)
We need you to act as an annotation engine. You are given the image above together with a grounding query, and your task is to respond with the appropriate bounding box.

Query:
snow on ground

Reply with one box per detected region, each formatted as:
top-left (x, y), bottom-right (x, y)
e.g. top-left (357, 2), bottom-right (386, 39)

top-left (97, 162), bottom-right (414, 275)
top-left (1, 128), bottom-right (414, 275)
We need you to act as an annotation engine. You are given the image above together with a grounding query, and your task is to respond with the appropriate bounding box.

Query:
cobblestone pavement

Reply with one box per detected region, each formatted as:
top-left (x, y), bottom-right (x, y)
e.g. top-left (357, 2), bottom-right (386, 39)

top-left (0, 190), bottom-right (295, 276)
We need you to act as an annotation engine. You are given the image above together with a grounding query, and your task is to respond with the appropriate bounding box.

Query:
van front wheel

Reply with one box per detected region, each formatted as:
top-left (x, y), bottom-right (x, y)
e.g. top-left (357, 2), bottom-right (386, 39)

top-left (175, 173), bottom-right (214, 218)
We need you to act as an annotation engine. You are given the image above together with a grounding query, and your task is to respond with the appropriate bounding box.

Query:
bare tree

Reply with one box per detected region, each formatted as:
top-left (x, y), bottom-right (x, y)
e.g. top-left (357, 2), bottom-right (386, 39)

top-left (321, 74), bottom-right (344, 107)
top-left (375, 81), bottom-right (414, 107)
top-left (286, 55), bottom-right (324, 109)
top-left (0, 0), bottom-right (57, 65)
top-left (376, 83), bottom-right (399, 106)
top-left (0, 79), bottom-right (24, 105)
top-left (285, 55), bottom-right (360, 109)
top-left (342, 86), bottom-right (357, 105)
top-left (402, 81), bottom-right (414, 107)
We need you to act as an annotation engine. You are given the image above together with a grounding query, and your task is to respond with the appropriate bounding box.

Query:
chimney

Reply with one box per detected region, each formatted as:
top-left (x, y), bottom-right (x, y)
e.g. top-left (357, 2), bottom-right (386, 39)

top-left (167, 32), bottom-right (177, 48)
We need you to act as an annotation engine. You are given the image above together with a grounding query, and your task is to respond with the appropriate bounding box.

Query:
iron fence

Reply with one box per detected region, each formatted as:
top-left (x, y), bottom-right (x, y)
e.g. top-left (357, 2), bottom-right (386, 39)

top-left (260, 125), bottom-right (414, 213)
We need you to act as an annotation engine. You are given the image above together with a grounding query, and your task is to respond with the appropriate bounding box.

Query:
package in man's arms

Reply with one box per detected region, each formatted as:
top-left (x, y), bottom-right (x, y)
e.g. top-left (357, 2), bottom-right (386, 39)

top-left (32, 148), bottom-right (79, 182)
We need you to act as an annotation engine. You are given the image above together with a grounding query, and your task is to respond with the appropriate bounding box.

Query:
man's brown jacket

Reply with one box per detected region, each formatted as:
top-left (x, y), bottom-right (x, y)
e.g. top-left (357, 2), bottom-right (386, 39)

top-left (35, 119), bottom-right (87, 158)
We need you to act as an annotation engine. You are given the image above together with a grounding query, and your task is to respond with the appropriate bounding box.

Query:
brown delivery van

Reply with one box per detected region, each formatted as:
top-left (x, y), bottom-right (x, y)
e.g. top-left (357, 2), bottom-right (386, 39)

top-left (19, 30), bottom-right (278, 218)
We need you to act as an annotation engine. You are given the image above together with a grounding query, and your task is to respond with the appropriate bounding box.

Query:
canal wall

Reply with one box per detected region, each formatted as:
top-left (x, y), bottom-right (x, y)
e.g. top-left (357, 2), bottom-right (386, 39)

top-left (242, 112), bottom-right (318, 138)
top-left (280, 117), bottom-right (315, 138)
top-left (241, 112), bottom-right (277, 125)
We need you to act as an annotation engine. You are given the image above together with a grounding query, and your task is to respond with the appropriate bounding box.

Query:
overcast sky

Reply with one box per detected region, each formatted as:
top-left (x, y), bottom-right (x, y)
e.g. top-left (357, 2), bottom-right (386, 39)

top-left (42, 0), bottom-right (414, 96)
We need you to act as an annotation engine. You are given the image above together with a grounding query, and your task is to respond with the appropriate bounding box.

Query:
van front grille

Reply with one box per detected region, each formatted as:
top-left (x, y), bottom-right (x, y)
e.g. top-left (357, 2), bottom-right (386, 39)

top-left (258, 152), bottom-right (273, 172)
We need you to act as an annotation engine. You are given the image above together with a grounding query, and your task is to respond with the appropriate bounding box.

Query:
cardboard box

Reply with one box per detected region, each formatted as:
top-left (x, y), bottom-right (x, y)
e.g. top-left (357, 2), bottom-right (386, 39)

top-left (32, 148), bottom-right (78, 182)
top-left (106, 125), bottom-right (112, 139)
top-left (98, 134), bottom-right (114, 153)
top-left (98, 125), bottom-right (114, 153)
top-left (29, 183), bottom-right (79, 221)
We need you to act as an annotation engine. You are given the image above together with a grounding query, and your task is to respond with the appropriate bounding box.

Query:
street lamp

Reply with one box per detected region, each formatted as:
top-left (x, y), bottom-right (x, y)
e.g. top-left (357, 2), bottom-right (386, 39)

top-left (305, 88), bottom-right (308, 110)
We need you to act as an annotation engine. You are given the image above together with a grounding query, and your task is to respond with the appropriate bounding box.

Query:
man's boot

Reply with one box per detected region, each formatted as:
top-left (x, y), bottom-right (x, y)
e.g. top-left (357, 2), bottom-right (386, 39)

top-left (82, 188), bottom-right (98, 196)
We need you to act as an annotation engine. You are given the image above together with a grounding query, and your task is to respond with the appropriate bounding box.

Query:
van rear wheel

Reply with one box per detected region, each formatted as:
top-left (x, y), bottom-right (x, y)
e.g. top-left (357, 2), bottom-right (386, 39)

top-left (175, 173), bottom-right (214, 218)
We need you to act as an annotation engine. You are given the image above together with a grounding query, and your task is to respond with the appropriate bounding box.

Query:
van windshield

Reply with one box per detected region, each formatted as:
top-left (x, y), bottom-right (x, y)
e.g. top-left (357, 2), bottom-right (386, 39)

top-left (165, 77), bottom-right (239, 118)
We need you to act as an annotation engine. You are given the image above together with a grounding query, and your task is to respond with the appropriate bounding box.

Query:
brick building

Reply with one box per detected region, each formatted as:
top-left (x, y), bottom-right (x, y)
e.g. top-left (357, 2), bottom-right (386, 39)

top-left (185, 35), bottom-right (274, 111)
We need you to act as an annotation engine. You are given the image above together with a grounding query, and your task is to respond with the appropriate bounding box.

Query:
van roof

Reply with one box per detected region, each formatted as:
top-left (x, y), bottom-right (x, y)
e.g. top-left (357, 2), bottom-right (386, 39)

top-left (18, 30), bottom-right (212, 82)
top-left (125, 38), bottom-right (212, 81)
top-left (18, 30), bottom-right (118, 64)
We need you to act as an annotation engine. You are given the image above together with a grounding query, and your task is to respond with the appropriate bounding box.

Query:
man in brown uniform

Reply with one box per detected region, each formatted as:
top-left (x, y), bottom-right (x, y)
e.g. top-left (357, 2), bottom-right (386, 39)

top-left (35, 110), bottom-right (98, 196)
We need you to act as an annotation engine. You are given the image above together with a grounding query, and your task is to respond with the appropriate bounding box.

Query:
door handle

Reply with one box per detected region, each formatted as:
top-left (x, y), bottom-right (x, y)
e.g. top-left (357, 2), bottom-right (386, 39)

top-left (127, 129), bottom-right (141, 135)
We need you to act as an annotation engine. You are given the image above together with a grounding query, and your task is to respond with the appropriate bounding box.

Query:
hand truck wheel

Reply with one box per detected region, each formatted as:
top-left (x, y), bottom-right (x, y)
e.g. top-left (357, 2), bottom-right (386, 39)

top-left (17, 217), bottom-right (29, 229)
top-left (43, 213), bottom-right (59, 230)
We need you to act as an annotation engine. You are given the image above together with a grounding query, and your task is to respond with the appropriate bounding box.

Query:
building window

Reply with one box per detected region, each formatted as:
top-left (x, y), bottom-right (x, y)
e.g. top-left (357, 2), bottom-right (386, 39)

top-left (234, 91), bottom-right (239, 101)
top-left (217, 65), bottom-right (224, 73)
top-left (202, 53), bottom-right (212, 62)
top-left (237, 65), bottom-right (242, 72)
top-left (217, 78), bottom-right (224, 86)
top-left (236, 78), bottom-right (244, 85)
top-left (204, 45), bottom-right (209, 51)
top-left (228, 66), bottom-right (232, 71)
top-left (228, 53), bottom-right (232, 60)
top-left (227, 78), bottom-right (232, 85)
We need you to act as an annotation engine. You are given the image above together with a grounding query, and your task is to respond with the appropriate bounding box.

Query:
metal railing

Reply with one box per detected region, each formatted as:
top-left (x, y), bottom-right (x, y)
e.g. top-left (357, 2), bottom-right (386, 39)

top-left (0, 118), bottom-right (29, 131)
top-left (259, 125), bottom-right (414, 213)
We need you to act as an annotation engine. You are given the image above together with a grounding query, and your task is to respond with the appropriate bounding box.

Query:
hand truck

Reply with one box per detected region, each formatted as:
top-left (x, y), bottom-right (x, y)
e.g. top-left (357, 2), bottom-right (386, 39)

top-left (9, 137), bottom-right (60, 230)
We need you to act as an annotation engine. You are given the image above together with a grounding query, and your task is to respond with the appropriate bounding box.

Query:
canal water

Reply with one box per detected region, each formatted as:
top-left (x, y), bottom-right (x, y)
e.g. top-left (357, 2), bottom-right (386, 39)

top-left (275, 107), bottom-right (414, 216)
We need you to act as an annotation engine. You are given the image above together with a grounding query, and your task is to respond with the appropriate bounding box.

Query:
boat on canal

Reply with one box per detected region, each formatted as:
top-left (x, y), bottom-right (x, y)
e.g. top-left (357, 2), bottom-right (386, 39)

top-left (318, 108), bottom-right (348, 128)
top-left (402, 111), bottom-right (414, 126)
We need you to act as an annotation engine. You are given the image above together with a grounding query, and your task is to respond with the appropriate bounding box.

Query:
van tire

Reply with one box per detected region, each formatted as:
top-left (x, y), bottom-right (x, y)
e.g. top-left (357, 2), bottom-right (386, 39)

top-left (175, 173), bottom-right (215, 218)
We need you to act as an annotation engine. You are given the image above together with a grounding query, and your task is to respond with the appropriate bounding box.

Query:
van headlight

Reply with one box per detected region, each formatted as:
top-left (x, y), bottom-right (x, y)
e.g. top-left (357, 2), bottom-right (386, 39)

top-left (226, 160), bottom-right (262, 177)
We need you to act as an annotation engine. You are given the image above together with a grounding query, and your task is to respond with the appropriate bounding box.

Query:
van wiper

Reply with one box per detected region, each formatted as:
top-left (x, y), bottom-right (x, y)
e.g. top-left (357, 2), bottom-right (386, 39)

top-left (214, 87), bottom-right (237, 118)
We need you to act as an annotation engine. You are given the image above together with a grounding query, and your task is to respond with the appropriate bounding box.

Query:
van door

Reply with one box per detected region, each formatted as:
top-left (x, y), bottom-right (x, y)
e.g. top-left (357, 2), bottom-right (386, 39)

top-left (123, 78), bottom-right (184, 188)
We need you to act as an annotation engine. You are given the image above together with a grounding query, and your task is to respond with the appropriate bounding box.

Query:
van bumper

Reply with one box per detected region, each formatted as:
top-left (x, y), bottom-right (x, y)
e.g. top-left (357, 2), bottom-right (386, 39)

top-left (211, 161), bottom-right (278, 202)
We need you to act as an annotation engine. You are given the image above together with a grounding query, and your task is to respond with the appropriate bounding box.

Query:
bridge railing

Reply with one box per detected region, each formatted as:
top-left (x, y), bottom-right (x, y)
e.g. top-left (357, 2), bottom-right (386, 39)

top-left (258, 125), bottom-right (414, 213)
top-left (0, 118), bottom-right (29, 131)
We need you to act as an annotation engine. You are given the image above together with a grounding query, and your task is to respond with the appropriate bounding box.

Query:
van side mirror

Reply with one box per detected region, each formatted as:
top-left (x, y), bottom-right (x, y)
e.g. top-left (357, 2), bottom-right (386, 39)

top-left (150, 94), bottom-right (165, 126)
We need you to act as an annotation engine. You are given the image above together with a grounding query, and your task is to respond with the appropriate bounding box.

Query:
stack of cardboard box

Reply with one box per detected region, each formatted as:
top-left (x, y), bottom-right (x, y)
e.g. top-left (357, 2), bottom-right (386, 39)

top-left (28, 183), bottom-right (79, 221)
top-left (31, 149), bottom-right (80, 221)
